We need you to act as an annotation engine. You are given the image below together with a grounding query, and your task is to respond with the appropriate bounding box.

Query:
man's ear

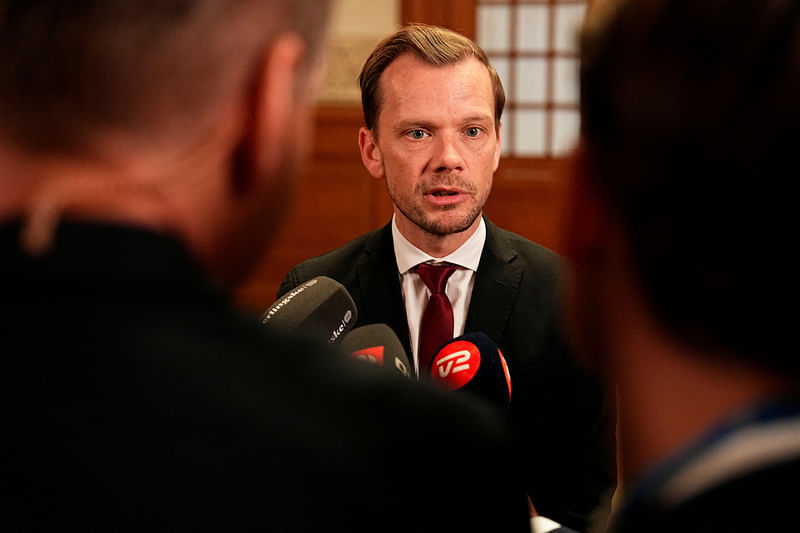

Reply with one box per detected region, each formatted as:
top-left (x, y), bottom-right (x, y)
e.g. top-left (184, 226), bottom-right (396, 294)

top-left (562, 142), bottom-right (611, 264)
top-left (235, 33), bottom-right (307, 195)
top-left (359, 127), bottom-right (385, 179)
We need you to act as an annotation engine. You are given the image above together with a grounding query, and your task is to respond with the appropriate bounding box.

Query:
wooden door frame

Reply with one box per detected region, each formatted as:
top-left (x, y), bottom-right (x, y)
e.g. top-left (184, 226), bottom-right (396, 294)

top-left (402, 0), bottom-right (477, 38)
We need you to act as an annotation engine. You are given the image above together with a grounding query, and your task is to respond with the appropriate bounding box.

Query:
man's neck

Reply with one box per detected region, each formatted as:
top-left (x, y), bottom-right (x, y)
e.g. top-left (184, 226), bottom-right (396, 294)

top-left (0, 141), bottom-right (187, 255)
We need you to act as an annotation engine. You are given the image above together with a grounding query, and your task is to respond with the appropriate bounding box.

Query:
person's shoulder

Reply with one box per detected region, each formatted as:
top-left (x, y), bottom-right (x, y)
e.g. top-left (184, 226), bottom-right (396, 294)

top-left (197, 318), bottom-right (529, 529)
top-left (71, 300), bottom-right (528, 530)
top-left (191, 309), bottom-right (496, 435)
top-left (229, 310), bottom-right (509, 448)
top-left (280, 225), bottom-right (388, 294)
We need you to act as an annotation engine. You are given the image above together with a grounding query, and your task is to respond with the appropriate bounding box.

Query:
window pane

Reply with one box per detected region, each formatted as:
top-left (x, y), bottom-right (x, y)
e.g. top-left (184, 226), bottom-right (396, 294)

top-left (491, 56), bottom-right (511, 101)
top-left (552, 110), bottom-right (581, 156)
top-left (553, 57), bottom-right (579, 105)
top-left (477, 5), bottom-right (512, 53)
top-left (479, 0), bottom-right (588, 158)
top-left (516, 58), bottom-right (548, 104)
top-left (514, 109), bottom-right (547, 157)
top-left (516, 5), bottom-right (549, 52)
top-left (554, 4), bottom-right (587, 52)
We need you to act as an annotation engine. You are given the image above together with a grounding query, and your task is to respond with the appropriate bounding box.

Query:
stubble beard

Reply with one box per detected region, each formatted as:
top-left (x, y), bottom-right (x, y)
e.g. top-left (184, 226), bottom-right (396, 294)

top-left (389, 174), bottom-right (489, 236)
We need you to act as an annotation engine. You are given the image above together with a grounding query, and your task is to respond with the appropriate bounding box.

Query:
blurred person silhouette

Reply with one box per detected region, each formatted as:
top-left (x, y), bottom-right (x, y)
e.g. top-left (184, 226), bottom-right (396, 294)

top-left (557, 0), bottom-right (800, 531)
top-left (0, 1), bottom-right (531, 531)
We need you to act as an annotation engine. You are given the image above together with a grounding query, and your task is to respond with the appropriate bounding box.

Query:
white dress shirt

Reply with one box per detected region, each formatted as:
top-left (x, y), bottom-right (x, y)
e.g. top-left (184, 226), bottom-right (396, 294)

top-left (391, 215), bottom-right (486, 375)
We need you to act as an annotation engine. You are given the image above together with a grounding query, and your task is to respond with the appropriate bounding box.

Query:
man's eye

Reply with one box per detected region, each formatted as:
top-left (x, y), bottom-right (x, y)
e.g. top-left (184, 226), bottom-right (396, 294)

top-left (408, 130), bottom-right (427, 140)
top-left (465, 127), bottom-right (481, 138)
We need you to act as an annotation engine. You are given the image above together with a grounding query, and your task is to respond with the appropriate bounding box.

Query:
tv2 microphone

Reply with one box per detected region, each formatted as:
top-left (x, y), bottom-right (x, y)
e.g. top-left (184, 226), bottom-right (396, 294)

top-left (260, 276), bottom-right (357, 344)
top-left (424, 332), bottom-right (512, 410)
top-left (338, 323), bottom-right (412, 378)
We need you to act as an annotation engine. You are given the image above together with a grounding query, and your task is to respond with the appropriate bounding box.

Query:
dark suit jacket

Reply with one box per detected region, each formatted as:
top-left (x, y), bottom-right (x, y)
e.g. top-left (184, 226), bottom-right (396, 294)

top-left (280, 217), bottom-right (617, 531)
top-left (2, 220), bottom-right (530, 532)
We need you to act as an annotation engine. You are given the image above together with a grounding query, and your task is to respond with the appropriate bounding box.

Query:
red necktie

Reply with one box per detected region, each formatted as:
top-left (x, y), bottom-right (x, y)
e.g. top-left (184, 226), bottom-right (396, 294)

top-left (416, 262), bottom-right (458, 377)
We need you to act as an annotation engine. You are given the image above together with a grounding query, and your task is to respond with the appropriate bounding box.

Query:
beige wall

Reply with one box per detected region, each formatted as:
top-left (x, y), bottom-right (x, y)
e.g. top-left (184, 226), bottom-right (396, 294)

top-left (319, 0), bottom-right (400, 104)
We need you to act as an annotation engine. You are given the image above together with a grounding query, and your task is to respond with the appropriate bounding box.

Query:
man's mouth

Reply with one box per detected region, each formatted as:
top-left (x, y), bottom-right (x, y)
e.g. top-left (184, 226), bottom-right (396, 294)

top-left (424, 187), bottom-right (467, 206)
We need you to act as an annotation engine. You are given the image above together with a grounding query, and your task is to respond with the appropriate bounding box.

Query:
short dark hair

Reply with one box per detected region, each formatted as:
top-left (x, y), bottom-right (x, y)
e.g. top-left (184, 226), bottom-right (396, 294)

top-left (0, 0), bottom-right (331, 155)
top-left (580, 0), bottom-right (800, 368)
top-left (358, 24), bottom-right (505, 135)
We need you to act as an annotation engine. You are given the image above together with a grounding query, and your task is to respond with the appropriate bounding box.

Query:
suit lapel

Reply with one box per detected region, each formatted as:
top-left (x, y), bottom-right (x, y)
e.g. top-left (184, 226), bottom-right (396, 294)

top-left (352, 219), bottom-right (522, 357)
top-left (464, 218), bottom-right (523, 347)
top-left (354, 224), bottom-right (413, 356)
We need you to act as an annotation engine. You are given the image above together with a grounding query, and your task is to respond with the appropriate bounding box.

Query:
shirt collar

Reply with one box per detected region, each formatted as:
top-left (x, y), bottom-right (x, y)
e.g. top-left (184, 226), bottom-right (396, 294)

top-left (392, 215), bottom-right (486, 275)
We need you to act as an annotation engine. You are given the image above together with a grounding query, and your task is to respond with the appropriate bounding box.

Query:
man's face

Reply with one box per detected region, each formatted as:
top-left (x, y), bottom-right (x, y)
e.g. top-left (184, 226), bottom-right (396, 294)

top-left (361, 54), bottom-right (501, 240)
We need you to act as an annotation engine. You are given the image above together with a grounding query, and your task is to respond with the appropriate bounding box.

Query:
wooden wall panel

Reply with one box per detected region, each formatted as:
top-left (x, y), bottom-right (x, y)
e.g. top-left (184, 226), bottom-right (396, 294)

top-left (402, 0), bottom-right (476, 37)
top-left (234, 0), bottom-right (570, 312)
top-left (234, 106), bottom-right (568, 313)
top-left (485, 158), bottom-right (569, 253)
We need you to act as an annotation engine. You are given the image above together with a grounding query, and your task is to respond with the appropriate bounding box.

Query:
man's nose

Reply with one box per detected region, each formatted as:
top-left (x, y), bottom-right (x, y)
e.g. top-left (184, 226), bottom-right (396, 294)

top-left (432, 133), bottom-right (465, 173)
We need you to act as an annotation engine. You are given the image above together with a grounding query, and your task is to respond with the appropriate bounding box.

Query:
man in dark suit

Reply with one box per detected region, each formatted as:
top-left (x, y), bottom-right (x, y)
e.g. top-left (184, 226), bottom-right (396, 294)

top-left (0, 2), bottom-right (531, 531)
top-left (280, 24), bottom-right (616, 531)
top-left (558, 0), bottom-right (800, 530)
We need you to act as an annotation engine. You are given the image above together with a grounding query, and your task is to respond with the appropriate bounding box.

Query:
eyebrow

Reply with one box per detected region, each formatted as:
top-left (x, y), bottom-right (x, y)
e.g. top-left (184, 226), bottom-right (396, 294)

top-left (392, 120), bottom-right (436, 134)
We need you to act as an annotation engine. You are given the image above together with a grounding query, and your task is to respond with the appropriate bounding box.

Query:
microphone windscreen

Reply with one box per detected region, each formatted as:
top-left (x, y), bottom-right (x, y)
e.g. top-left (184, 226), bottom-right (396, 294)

top-left (260, 276), bottom-right (357, 344)
top-left (424, 332), bottom-right (512, 410)
top-left (339, 323), bottom-right (412, 378)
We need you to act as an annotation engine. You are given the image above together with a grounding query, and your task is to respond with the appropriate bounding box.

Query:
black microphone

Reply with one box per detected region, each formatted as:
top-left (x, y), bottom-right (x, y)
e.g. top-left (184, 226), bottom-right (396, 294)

top-left (260, 276), bottom-right (357, 344)
top-left (338, 324), bottom-right (412, 378)
top-left (423, 332), bottom-right (512, 411)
